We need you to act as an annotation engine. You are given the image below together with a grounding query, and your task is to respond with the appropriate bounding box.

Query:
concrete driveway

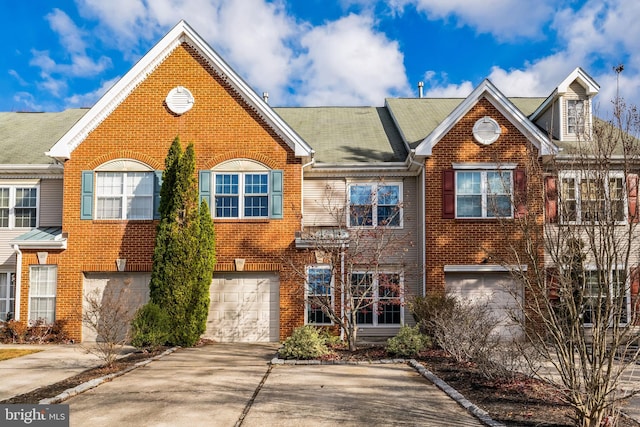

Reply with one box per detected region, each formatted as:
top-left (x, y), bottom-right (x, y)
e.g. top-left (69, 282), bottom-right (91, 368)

top-left (66, 343), bottom-right (483, 427)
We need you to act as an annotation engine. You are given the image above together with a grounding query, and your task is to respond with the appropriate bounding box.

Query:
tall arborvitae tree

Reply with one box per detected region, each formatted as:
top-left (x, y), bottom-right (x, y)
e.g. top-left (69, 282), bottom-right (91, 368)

top-left (148, 137), bottom-right (216, 347)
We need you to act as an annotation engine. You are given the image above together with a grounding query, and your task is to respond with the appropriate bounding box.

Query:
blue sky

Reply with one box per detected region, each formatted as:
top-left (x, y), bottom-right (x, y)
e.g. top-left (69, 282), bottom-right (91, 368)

top-left (2, 0), bottom-right (638, 119)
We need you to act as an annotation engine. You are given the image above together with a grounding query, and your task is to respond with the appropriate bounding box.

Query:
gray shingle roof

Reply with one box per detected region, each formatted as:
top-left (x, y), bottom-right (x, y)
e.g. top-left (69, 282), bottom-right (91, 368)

top-left (0, 109), bottom-right (88, 164)
top-left (274, 107), bottom-right (407, 163)
top-left (385, 97), bottom-right (547, 149)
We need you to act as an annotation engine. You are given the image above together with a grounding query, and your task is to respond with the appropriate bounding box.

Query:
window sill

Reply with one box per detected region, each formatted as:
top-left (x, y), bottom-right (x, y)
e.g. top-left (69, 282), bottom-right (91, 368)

top-left (214, 218), bottom-right (270, 224)
top-left (91, 219), bottom-right (156, 224)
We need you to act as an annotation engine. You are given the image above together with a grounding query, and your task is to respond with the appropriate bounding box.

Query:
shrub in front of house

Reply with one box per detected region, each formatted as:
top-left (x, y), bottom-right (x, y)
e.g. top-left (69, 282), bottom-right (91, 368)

top-left (130, 302), bottom-right (171, 349)
top-left (386, 325), bottom-right (430, 357)
top-left (279, 325), bottom-right (332, 359)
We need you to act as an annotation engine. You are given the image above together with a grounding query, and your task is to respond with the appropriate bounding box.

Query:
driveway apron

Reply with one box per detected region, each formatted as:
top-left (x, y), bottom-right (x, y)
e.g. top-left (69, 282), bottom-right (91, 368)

top-left (66, 344), bottom-right (484, 427)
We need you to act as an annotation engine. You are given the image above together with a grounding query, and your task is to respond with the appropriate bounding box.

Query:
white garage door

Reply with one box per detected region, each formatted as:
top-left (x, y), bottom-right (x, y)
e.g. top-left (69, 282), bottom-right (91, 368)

top-left (445, 272), bottom-right (523, 340)
top-left (206, 273), bottom-right (279, 342)
top-left (82, 273), bottom-right (150, 342)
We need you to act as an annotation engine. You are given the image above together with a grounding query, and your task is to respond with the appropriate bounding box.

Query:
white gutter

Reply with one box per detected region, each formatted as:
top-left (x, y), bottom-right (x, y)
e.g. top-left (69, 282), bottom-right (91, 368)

top-left (12, 245), bottom-right (22, 321)
top-left (340, 243), bottom-right (345, 341)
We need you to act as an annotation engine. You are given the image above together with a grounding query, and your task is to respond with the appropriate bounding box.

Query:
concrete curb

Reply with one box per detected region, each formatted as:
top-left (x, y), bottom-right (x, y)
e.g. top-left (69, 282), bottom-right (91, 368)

top-left (407, 359), bottom-right (506, 427)
top-left (271, 356), bottom-right (504, 427)
top-left (39, 347), bottom-right (179, 404)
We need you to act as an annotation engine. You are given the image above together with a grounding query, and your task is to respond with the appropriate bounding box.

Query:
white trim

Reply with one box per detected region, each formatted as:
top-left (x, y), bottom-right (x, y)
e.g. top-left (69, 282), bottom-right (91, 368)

top-left (558, 170), bottom-right (627, 224)
top-left (347, 181), bottom-right (404, 228)
top-left (12, 245), bottom-right (21, 321)
top-left (452, 163), bottom-right (518, 170)
top-left (444, 264), bottom-right (528, 272)
top-left (415, 79), bottom-right (556, 157)
top-left (95, 159), bottom-right (154, 172)
top-left (349, 270), bottom-right (404, 327)
top-left (0, 184), bottom-right (40, 229)
top-left (46, 20), bottom-right (313, 161)
top-left (304, 264), bottom-right (334, 326)
top-left (28, 264), bottom-right (57, 324)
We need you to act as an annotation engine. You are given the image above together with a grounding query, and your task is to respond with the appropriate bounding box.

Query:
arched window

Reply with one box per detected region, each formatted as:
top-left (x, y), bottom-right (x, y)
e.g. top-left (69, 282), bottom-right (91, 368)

top-left (199, 160), bottom-right (283, 220)
top-left (82, 160), bottom-right (161, 220)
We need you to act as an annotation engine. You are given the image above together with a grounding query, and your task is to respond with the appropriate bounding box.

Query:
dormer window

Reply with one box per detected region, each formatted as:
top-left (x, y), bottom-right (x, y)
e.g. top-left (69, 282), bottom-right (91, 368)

top-left (567, 99), bottom-right (586, 135)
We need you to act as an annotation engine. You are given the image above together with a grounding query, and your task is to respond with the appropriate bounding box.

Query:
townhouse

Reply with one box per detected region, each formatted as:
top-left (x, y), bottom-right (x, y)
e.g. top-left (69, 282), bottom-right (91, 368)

top-left (0, 20), bottom-right (635, 342)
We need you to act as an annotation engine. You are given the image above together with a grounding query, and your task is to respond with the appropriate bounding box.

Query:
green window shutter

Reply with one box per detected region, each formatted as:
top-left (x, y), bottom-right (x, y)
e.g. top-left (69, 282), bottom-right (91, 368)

top-left (270, 170), bottom-right (283, 219)
top-left (81, 171), bottom-right (94, 220)
top-left (199, 170), bottom-right (212, 209)
top-left (153, 170), bottom-right (163, 220)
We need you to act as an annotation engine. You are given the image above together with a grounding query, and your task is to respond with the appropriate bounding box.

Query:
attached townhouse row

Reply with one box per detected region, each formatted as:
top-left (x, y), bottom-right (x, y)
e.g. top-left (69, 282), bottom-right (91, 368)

top-left (0, 20), bottom-right (636, 342)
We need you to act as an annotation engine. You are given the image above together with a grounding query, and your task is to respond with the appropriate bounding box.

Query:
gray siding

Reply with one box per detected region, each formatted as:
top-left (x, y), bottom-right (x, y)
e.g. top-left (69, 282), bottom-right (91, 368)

top-left (39, 179), bottom-right (63, 227)
top-left (0, 231), bottom-right (22, 269)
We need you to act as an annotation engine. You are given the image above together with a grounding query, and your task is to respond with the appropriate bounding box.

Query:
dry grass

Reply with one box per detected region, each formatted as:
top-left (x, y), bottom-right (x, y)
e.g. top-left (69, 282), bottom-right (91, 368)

top-left (0, 349), bottom-right (42, 361)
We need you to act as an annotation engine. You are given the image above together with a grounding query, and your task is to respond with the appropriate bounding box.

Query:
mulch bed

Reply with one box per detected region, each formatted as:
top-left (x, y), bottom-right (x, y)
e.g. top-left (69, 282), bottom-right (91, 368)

top-left (3, 343), bottom-right (638, 427)
top-left (326, 345), bottom-right (639, 427)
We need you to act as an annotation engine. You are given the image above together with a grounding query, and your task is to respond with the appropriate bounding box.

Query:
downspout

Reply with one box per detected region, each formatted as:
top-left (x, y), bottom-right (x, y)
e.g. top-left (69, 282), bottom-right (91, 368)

top-left (12, 245), bottom-right (22, 321)
top-left (300, 151), bottom-right (316, 231)
top-left (408, 150), bottom-right (427, 296)
top-left (340, 242), bottom-right (345, 341)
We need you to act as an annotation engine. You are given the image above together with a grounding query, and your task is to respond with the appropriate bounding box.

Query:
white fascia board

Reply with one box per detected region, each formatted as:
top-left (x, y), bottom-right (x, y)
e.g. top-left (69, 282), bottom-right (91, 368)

top-left (415, 79), bottom-right (556, 157)
top-left (557, 67), bottom-right (600, 95)
top-left (444, 264), bottom-right (528, 273)
top-left (46, 20), bottom-right (313, 161)
top-left (11, 239), bottom-right (67, 250)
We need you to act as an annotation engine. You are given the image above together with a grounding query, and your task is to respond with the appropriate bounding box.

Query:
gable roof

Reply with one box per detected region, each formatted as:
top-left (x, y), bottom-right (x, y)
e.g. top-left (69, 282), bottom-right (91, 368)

top-left (411, 79), bottom-right (556, 157)
top-left (0, 109), bottom-right (87, 165)
top-left (530, 67), bottom-right (599, 122)
top-left (47, 20), bottom-right (313, 161)
top-left (274, 107), bottom-right (406, 163)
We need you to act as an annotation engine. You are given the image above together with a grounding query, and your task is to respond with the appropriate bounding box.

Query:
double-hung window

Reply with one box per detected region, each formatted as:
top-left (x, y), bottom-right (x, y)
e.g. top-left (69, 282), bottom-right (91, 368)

top-left (560, 172), bottom-right (625, 223)
top-left (96, 172), bottom-right (154, 220)
top-left (456, 170), bottom-right (512, 218)
top-left (0, 185), bottom-right (38, 228)
top-left (348, 183), bottom-right (402, 227)
top-left (350, 271), bottom-right (402, 326)
top-left (582, 268), bottom-right (630, 326)
top-left (306, 266), bottom-right (333, 325)
top-left (214, 173), bottom-right (269, 218)
top-left (0, 272), bottom-right (16, 321)
top-left (29, 265), bottom-right (57, 324)
top-left (567, 99), bottom-right (586, 135)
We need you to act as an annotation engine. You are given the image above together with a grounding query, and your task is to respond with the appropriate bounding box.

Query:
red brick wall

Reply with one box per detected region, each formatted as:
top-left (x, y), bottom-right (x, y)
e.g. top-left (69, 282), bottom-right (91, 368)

top-left (32, 43), bottom-right (304, 341)
top-left (425, 98), bottom-right (544, 293)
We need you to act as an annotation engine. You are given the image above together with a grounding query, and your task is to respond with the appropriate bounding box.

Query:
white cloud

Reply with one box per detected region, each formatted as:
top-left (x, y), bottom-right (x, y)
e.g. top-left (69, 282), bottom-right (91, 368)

top-left (390, 0), bottom-right (557, 40)
top-left (12, 92), bottom-right (43, 112)
top-left (65, 76), bottom-right (121, 108)
top-left (293, 13), bottom-right (411, 106)
top-left (72, 0), bottom-right (410, 106)
top-left (8, 70), bottom-right (28, 87)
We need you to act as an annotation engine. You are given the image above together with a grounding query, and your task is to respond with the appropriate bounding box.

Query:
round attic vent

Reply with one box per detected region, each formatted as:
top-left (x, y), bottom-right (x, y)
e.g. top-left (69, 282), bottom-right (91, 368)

top-left (472, 116), bottom-right (501, 145)
top-left (166, 86), bottom-right (194, 115)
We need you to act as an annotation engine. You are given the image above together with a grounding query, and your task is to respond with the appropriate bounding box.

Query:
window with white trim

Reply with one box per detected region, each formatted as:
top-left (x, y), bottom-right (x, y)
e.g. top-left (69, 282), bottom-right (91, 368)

top-left (96, 172), bottom-right (154, 220)
top-left (582, 268), bottom-right (630, 326)
top-left (348, 183), bottom-right (402, 227)
top-left (0, 272), bottom-right (16, 321)
top-left (0, 186), bottom-right (38, 228)
top-left (351, 271), bottom-right (402, 326)
top-left (29, 265), bottom-right (57, 324)
top-left (214, 172), bottom-right (269, 218)
top-left (560, 172), bottom-right (625, 223)
top-left (456, 170), bottom-right (512, 218)
top-left (306, 265), bottom-right (333, 325)
top-left (567, 99), bottom-right (586, 135)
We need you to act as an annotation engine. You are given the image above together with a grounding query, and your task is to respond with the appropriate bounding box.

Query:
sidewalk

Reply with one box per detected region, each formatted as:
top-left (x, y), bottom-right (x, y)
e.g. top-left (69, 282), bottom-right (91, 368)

top-left (0, 344), bottom-right (105, 401)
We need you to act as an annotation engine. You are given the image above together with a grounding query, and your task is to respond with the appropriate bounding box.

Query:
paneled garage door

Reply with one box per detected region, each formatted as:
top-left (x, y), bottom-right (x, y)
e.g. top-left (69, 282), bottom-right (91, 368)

top-left (82, 273), bottom-right (150, 342)
top-left (445, 272), bottom-right (523, 340)
top-left (206, 272), bottom-right (280, 342)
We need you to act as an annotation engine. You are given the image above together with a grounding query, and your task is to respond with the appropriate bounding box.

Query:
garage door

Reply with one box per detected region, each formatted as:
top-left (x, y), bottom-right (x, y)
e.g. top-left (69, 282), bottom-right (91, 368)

top-left (445, 272), bottom-right (523, 340)
top-left (206, 273), bottom-right (279, 342)
top-left (82, 273), bottom-right (150, 342)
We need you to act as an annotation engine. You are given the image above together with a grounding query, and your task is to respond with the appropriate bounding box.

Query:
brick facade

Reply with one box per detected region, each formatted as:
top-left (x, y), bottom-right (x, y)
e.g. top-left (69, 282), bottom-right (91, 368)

top-left (29, 43), bottom-right (305, 341)
top-left (424, 98), bottom-right (544, 293)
